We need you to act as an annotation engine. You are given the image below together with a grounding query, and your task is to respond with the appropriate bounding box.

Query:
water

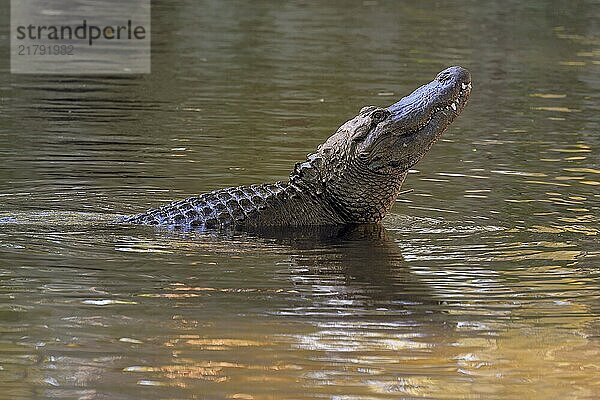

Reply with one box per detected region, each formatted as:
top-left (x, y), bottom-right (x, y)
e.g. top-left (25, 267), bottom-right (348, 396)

top-left (1, 1), bottom-right (599, 398)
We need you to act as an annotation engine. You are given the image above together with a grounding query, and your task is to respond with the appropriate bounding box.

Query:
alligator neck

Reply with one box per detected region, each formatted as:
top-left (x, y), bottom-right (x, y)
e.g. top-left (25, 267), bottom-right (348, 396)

top-left (288, 149), bottom-right (408, 224)
top-left (244, 181), bottom-right (346, 226)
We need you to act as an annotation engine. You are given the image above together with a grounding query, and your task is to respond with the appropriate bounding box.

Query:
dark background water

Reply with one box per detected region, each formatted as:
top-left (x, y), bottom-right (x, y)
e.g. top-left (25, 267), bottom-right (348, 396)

top-left (0, 1), bottom-right (599, 399)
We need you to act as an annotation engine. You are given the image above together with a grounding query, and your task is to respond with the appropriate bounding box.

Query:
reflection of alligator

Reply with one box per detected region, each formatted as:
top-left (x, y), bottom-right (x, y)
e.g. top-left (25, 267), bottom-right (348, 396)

top-left (122, 66), bottom-right (471, 228)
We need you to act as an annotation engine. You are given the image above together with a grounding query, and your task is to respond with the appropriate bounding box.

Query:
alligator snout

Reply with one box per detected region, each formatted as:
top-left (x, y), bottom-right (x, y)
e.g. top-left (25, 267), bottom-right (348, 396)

top-left (436, 66), bottom-right (471, 85)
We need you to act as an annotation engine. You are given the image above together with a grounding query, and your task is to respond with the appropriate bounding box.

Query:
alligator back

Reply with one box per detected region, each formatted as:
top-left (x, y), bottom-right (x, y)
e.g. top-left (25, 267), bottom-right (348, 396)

top-left (122, 182), bottom-right (289, 228)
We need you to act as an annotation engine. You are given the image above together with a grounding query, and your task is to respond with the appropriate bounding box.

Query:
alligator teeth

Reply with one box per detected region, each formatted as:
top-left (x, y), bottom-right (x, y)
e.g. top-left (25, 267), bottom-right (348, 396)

top-left (451, 102), bottom-right (457, 111)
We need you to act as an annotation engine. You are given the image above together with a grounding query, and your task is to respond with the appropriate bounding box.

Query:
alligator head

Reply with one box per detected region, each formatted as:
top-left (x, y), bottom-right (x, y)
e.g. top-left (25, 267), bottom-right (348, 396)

top-left (291, 66), bottom-right (472, 223)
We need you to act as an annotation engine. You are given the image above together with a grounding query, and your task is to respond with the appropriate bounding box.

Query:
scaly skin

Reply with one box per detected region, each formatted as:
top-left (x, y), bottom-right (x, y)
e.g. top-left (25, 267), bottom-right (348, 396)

top-left (122, 66), bottom-right (472, 229)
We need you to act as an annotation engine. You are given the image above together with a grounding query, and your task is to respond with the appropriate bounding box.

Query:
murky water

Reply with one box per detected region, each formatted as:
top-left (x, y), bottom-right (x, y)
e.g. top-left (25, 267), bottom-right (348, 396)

top-left (1, 1), bottom-right (599, 399)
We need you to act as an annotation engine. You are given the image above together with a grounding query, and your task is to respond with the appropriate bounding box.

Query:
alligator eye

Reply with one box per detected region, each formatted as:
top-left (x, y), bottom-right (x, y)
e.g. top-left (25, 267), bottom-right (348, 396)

top-left (371, 109), bottom-right (388, 124)
top-left (360, 105), bottom-right (378, 114)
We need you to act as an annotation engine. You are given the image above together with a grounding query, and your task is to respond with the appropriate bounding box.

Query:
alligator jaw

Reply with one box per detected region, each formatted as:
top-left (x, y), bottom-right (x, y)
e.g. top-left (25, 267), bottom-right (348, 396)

top-left (387, 66), bottom-right (472, 137)
top-left (431, 80), bottom-right (472, 121)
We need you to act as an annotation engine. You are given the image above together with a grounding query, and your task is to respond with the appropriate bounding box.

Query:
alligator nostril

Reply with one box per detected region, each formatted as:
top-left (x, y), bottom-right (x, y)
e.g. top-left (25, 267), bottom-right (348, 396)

top-left (437, 71), bottom-right (452, 83)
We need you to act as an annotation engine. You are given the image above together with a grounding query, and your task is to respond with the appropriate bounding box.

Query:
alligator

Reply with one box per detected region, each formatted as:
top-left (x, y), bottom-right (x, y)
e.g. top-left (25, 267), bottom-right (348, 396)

top-left (121, 66), bottom-right (471, 229)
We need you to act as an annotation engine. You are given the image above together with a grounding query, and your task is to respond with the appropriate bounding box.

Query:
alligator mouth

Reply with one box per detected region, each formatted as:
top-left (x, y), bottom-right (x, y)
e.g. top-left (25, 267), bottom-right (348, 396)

top-left (416, 80), bottom-right (472, 132)
top-left (435, 81), bottom-right (471, 114)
